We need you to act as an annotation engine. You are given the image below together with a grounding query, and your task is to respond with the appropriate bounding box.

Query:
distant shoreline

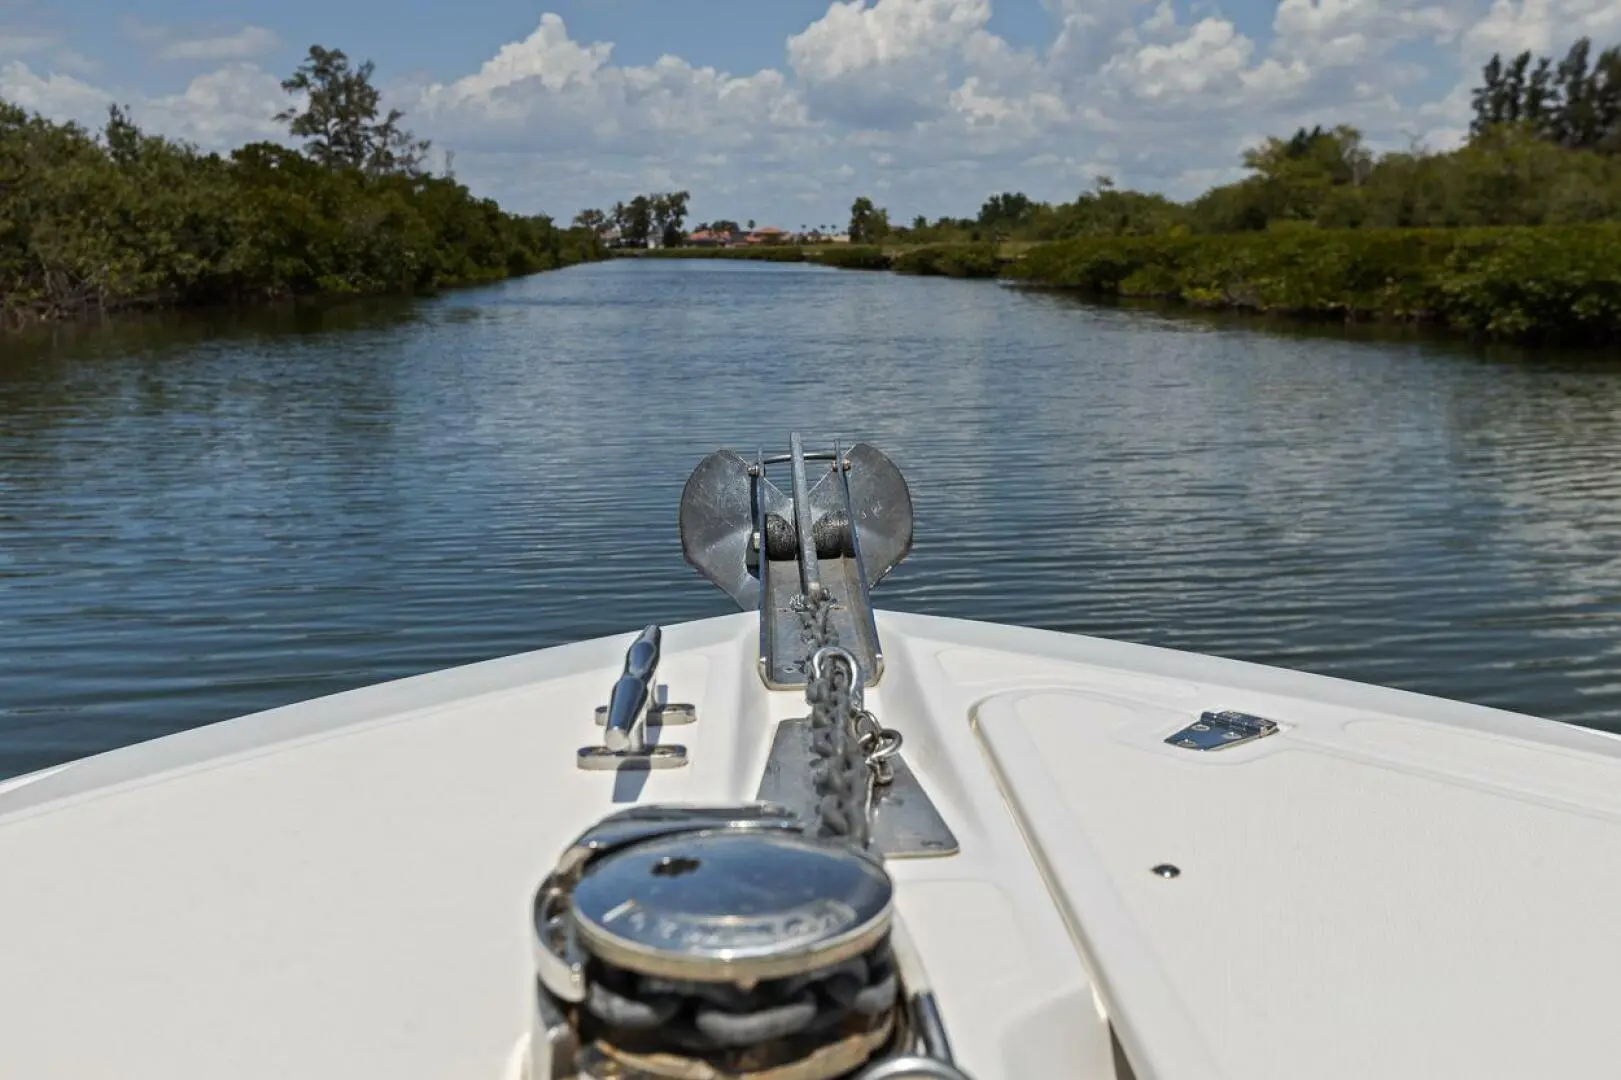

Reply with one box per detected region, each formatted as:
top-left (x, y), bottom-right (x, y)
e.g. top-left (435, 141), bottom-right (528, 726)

top-left (627, 227), bottom-right (1621, 346)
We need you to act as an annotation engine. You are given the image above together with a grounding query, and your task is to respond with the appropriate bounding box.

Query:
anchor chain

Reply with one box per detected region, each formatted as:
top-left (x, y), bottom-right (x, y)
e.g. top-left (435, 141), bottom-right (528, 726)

top-left (792, 588), bottom-right (903, 849)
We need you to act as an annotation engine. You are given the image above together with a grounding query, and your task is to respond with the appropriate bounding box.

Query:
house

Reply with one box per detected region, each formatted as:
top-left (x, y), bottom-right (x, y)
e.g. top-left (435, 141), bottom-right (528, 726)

top-left (743, 226), bottom-right (788, 245)
top-left (686, 229), bottom-right (726, 247)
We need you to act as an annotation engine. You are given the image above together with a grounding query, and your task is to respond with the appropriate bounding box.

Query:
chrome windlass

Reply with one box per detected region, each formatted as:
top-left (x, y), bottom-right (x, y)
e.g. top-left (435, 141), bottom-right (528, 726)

top-left (528, 805), bottom-right (971, 1080)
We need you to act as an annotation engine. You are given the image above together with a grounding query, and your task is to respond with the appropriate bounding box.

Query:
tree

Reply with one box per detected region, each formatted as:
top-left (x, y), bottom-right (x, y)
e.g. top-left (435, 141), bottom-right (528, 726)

top-left (747, 219), bottom-right (756, 230)
top-left (1525, 57), bottom-right (1557, 136)
top-left (1472, 54), bottom-right (1507, 135)
top-left (573, 208), bottom-right (609, 234)
top-left (103, 104), bottom-right (142, 167)
top-left (1555, 38), bottom-right (1594, 148)
top-left (652, 190), bottom-right (690, 246)
top-left (979, 192), bottom-right (1035, 228)
top-left (849, 196), bottom-right (889, 243)
top-left (620, 196), bottom-right (654, 245)
top-left (1503, 51), bottom-right (1531, 122)
top-left (1597, 46), bottom-right (1621, 153)
top-left (275, 45), bottom-right (429, 175)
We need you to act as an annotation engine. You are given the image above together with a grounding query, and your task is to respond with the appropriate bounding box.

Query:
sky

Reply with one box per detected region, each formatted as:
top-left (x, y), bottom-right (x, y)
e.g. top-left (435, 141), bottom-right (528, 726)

top-left (3, 0), bottom-right (1620, 228)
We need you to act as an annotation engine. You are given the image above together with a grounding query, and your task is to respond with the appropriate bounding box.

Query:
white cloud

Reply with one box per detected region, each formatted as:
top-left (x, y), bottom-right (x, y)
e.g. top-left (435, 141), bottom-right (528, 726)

top-left (124, 20), bottom-right (279, 63)
top-left (0, 60), bottom-right (107, 120)
top-left (157, 26), bottom-right (279, 63)
top-left (788, 0), bottom-right (991, 81)
top-left (1462, 0), bottom-right (1621, 60)
top-left (1098, 16), bottom-right (1255, 103)
top-left (1, 59), bottom-right (284, 147)
top-left (417, 14), bottom-right (814, 163)
top-left (428, 13), bottom-right (610, 105)
top-left (1274, 0), bottom-right (1466, 53)
top-left (784, 0), bottom-right (1029, 129)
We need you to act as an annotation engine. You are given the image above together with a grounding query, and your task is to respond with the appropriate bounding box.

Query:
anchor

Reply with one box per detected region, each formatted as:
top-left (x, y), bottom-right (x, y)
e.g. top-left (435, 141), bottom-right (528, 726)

top-left (678, 432), bottom-right (914, 688)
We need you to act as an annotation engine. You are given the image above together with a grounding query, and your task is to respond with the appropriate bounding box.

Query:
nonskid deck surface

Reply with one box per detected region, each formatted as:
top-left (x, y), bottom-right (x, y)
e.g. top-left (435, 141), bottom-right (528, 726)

top-left (3, 611), bottom-right (1621, 1080)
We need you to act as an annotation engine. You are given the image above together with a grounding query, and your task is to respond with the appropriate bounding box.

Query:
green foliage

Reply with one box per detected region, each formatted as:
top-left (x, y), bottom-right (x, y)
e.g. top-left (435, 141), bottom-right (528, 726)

top-left (1006, 226), bottom-right (1621, 342)
top-left (0, 100), bottom-right (603, 325)
top-left (275, 46), bottom-right (430, 176)
top-left (890, 244), bottom-right (1005, 278)
top-left (813, 245), bottom-right (891, 270)
top-left (979, 192), bottom-right (1036, 230)
top-left (848, 197), bottom-right (890, 244)
top-left (604, 192), bottom-right (690, 246)
top-left (1471, 38), bottom-right (1621, 151)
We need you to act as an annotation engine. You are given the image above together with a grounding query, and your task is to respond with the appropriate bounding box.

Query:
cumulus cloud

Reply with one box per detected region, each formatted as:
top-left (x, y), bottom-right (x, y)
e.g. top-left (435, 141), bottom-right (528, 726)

top-left (124, 20), bottom-right (280, 62)
top-left (0, 61), bottom-right (107, 120)
top-left (1462, 0), bottom-right (1621, 60)
top-left (8, 2), bottom-right (1617, 222)
top-left (1, 59), bottom-right (284, 147)
top-left (156, 27), bottom-right (279, 63)
top-left (784, 0), bottom-right (1015, 129)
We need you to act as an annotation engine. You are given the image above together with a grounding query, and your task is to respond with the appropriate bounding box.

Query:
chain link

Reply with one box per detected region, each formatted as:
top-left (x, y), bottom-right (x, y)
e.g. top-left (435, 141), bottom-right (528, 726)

top-left (791, 589), bottom-right (902, 849)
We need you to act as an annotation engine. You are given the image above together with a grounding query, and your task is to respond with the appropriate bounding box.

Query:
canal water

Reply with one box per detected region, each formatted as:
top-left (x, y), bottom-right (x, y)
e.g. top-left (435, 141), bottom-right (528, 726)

top-left (3, 258), bottom-right (1621, 778)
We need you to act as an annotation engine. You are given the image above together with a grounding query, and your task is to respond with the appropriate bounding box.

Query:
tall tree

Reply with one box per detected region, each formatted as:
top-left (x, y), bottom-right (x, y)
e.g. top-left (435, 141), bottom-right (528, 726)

top-left (103, 104), bottom-right (142, 167)
top-left (1524, 57), bottom-right (1557, 136)
top-left (1472, 54), bottom-right (1506, 134)
top-left (652, 190), bottom-right (690, 246)
top-left (275, 45), bottom-right (429, 175)
top-left (979, 192), bottom-right (1035, 227)
top-left (573, 208), bottom-right (608, 234)
top-left (621, 195), bottom-right (654, 245)
top-left (1502, 51), bottom-right (1532, 122)
top-left (1593, 45), bottom-right (1621, 153)
top-left (848, 196), bottom-right (889, 243)
top-left (1555, 38), bottom-right (1595, 148)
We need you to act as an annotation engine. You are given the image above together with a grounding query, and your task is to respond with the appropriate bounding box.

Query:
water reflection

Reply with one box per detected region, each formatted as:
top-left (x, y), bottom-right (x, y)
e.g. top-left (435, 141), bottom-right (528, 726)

top-left (3, 260), bottom-right (1621, 778)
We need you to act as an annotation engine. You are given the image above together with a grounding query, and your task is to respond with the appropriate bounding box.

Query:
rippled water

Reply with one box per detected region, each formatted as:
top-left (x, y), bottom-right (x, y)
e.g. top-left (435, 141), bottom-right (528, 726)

top-left (3, 258), bottom-right (1621, 778)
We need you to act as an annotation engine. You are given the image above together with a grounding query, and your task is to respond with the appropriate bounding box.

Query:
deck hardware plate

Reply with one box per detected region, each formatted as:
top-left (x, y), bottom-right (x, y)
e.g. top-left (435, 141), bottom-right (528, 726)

top-left (1165, 709), bottom-right (1278, 752)
top-left (593, 702), bottom-right (696, 726)
top-left (756, 717), bottom-right (959, 858)
top-left (576, 745), bottom-right (688, 770)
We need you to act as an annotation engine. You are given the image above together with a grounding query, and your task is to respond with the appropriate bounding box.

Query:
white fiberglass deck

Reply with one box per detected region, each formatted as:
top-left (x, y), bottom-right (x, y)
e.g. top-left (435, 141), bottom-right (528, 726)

top-left (2, 610), bottom-right (1620, 1080)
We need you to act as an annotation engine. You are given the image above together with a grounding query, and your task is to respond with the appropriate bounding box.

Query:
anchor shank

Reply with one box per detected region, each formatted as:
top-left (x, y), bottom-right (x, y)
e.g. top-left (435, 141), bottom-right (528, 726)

top-left (788, 432), bottom-right (824, 603)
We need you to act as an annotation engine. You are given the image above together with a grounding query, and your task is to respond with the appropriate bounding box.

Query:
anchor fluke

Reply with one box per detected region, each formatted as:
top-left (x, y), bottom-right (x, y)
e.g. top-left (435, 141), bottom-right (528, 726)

top-left (678, 434), bottom-right (914, 688)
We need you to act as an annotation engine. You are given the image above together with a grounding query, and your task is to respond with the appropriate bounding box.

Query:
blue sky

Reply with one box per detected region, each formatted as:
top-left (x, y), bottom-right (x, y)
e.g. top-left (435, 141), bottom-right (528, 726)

top-left (3, 0), bottom-right (1615, 227)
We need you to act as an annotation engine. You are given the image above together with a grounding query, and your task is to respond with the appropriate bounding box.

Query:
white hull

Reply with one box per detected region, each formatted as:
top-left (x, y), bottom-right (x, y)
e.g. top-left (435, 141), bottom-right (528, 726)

top-left (3, 610), bottom-right (1620, 1080)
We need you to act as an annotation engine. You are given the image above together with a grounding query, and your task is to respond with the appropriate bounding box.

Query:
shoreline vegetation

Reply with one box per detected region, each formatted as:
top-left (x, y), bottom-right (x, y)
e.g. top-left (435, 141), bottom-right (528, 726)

top-left (1, 46), bottom-right (604, 329)
top-left (629, 226), bottom-right (1621, 344)
top-left (595, 38), bottom-right (1621, 345)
